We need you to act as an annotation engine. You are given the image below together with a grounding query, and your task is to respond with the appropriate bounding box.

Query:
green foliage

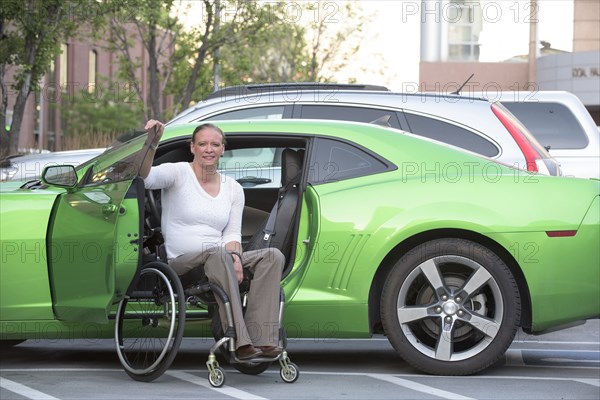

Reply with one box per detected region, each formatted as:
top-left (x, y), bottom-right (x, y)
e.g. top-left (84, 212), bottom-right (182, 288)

top-left (166, 1), bottom-right (312, 108)
top-left (58, 82), bottom-right (143, 139)
top-left (0, 0), bottom-right (111, 156)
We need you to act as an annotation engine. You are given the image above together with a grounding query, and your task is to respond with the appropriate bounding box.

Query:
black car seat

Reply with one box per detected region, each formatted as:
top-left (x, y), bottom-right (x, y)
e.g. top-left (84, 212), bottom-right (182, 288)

top-left (243, 148), bottom-right (303, 262)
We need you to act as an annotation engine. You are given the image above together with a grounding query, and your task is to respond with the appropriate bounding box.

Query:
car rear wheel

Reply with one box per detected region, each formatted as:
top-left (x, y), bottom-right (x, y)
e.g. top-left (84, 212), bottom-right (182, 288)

top-left (381, 238), bottom-right (521, 375)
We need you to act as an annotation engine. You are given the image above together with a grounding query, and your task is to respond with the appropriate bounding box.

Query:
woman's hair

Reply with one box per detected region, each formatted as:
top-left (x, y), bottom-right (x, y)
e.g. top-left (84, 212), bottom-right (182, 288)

top-left (191, 123), bottom-right (226, 145)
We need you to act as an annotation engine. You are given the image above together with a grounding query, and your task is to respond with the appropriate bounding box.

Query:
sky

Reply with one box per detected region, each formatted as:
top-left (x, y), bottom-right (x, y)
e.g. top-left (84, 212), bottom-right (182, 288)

top-left (177, 0), bottom-right (575, 92)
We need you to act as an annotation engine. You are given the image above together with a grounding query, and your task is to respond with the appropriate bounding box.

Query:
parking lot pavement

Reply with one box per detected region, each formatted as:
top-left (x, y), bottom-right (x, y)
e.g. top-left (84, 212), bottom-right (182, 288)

top-left (1, 320), bottom-right (598, 399)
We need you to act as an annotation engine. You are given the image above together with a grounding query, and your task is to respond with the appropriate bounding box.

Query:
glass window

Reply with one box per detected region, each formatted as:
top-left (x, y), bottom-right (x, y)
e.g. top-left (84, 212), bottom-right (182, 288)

top-left (88, 50), bottom-right (97, 93)
top-left (82, 135), bottom-right (147, 186)
top-left (60, 44), bottom-right (68, 89)
top-left (205, 106), bottom-right (284, 121)
top-left (308, 138), bottom-right (392, 184)
top-left (503, 102), bottom-right (589, 150)
top-left (404, 113), bottom-right (499, 157)
top-left (220, 147), bottom-right (281, 188)
top-left (447, 0), bottom-right (482, 61)
top-left (299, 105), bottom-right (402, 129)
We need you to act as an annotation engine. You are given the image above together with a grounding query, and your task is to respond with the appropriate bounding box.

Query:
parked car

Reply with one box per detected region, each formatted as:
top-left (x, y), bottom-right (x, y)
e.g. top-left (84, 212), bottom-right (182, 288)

top-left (467, 90), bottom-right (599, 178)
top-left (0, 148), bottom-right (105, 181)
top-left (167, 83), bottom-right (561, 176)
top-left (1, 119), bottom-right (598, 376)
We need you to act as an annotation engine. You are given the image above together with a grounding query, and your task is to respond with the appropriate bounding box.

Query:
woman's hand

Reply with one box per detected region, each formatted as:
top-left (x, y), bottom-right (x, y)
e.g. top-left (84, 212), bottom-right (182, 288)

top-left (145, 119), bottom-right (164, 131)
top-left (233, 256), bottom-right (244, 284)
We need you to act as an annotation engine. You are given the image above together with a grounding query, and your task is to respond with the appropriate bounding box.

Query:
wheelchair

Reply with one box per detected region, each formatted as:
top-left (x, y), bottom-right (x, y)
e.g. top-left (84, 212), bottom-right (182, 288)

top-left (113, 202), bottom-right (299, 387)
top-left (115, 148), bottom-right (303, 386)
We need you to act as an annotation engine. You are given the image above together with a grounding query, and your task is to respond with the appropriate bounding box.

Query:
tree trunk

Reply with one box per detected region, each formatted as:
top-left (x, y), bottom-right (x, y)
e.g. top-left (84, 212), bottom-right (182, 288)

top-left (146, 25), bottom-right (161, 121)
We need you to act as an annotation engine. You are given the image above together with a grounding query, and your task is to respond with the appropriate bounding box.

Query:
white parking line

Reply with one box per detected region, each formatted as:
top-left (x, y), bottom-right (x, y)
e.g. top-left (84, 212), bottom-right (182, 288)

top-left (0, 377), bottom-right (60, 400)
top-left (573, 379), bottom-right (600, 387)
top-left (166, 370), bottom-right (267, 400)
top-left (367, 374), bottom-right (475, 400)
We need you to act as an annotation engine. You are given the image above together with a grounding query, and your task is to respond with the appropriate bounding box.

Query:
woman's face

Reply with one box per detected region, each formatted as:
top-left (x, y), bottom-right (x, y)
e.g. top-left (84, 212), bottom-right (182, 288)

top-left (190, 127), bottom-right (224, 168)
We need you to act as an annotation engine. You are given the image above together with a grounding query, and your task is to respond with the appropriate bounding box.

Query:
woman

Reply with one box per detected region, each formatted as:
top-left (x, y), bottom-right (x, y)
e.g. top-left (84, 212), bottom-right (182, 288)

top-left (141, 120), bottom-right (285, 360)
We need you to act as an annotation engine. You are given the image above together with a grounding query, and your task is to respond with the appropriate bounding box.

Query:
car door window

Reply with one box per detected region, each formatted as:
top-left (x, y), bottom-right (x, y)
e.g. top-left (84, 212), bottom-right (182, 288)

top-left (220, 147), bottom-right (281, 188)
top-left (204, 106), bottom-right (285, 121)
top-left (503, 102), bottom-right (589, 150)
top-left (298, 105), bottom-right (402, 129)
top-left (308, 138), bottom-right (394, 184)
top-left (403, 113), bottom-right (499, 157)
top-left (81, 135), bottom-right (147, 186)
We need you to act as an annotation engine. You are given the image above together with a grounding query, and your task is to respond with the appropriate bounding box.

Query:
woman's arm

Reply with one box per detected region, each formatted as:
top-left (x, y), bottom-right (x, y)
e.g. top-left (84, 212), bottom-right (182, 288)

top-left (140, 120), bottom-right (164, 179)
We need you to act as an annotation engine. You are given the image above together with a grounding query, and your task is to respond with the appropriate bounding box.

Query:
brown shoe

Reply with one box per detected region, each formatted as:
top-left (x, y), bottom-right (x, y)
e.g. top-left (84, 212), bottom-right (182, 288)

top-left (236, 345), bottom-right (262, 360)
top-left (257, 346), bottom-right (282, 357)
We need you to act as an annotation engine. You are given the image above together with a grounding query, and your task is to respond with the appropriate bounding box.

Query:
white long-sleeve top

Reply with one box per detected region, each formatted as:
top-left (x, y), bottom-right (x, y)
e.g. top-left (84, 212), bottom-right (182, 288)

top-left (144, 162), bottom-right (244, 260)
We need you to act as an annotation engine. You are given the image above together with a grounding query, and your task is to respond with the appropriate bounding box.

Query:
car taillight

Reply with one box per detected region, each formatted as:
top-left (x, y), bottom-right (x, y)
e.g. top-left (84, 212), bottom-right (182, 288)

top-left (491, 103), bottom-right (543, 173)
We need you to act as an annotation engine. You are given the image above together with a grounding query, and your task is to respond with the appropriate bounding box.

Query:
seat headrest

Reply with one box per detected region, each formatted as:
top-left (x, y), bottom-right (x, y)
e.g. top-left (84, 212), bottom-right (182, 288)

top-left (281, 148), bottom-right (302, 186)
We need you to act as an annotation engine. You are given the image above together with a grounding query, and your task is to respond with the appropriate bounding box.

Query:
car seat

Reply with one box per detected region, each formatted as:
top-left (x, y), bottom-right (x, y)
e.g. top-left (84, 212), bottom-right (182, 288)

top-left (243, 147), bottom-right (303, 262)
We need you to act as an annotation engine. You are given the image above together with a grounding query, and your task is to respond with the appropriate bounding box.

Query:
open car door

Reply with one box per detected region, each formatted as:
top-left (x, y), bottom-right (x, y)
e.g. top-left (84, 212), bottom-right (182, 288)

top-left (46, 128), bottom-right (159, 323)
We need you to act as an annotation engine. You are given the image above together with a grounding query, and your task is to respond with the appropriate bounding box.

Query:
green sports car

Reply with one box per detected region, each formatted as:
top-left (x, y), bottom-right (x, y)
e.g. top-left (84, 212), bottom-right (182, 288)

top-left (1, 120), bottom-right (598, 377)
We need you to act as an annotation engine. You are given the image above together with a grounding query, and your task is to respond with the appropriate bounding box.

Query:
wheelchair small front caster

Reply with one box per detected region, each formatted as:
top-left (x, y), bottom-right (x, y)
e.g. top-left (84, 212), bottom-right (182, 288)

top-left (278, 351), bottom-right (299, 383)
top-left (206, 354), bottom-right (226, 387)
top-left (208, 366), bottom-right (226, 387)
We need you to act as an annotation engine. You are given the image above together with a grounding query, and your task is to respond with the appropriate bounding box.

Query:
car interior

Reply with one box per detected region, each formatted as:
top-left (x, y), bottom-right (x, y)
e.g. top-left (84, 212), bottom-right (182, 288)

top-left (143, 135), bottom-right (308, 281)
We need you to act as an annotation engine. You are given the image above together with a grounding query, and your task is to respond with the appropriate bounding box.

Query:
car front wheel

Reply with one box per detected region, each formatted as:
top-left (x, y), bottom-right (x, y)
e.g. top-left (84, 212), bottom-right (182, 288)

top-left (381, 238), bottom-right (521, 375)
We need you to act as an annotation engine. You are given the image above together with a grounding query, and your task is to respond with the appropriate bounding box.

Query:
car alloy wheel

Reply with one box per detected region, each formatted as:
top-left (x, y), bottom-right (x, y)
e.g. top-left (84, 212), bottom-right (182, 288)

top-left (381, 238), bottom-right (521, 375)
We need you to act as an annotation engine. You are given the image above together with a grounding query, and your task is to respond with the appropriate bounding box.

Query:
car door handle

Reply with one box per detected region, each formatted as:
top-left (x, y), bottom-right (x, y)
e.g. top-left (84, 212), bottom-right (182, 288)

top-left (102, 204), bottom-right (118, 215)
top-left (237, 176), bottom-right (272, 187)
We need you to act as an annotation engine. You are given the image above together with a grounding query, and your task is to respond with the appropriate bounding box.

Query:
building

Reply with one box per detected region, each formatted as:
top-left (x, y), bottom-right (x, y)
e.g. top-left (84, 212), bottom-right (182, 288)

top-left (419, 0), bottom-right (600, 124)
top-left (4, 24), bottom-right (173, 152)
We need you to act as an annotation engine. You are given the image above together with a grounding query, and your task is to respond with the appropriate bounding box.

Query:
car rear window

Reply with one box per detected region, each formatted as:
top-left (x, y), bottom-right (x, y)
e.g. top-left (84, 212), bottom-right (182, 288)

top-left (299, 105), bottom-right (402, 129)
top-left (503, 102), bottom-right (589, 150)
top-left (403, 113), bottom-right (500, 157)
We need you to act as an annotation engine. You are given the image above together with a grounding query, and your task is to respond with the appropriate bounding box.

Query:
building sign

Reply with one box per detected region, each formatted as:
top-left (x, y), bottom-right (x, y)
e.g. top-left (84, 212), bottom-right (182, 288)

top-left (572, 67), bottom-right (600, 78)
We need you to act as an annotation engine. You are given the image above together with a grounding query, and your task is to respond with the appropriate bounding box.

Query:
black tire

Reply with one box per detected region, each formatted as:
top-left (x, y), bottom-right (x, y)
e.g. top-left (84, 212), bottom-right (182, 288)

top-left (381, 238), bottom-right (521, 375)
top-left (0, 340), bottom-right (25, 349)
top-left (115, 262), bottom-right (185, 382)
top-left (211, 307), bottom-right (272, 375)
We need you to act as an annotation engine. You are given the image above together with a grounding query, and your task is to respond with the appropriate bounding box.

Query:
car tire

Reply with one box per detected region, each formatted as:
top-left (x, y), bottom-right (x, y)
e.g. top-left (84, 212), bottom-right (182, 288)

top-left (381, 238), bottom-right (521, 375)
top-left (0, 339), bottom-right (25, 349)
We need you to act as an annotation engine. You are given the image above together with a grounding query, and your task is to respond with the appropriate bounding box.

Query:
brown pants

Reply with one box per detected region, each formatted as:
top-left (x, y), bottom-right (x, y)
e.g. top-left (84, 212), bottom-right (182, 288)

top-left (169, 247), bottom-right (284, 348)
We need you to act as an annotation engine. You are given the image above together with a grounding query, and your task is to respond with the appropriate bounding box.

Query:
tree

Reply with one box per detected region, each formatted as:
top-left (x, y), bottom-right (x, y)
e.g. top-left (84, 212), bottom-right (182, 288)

top-left (167, 1), bottom-right (302, 114)
top-left (103, 0), bottom-right (182, 122)
top-left (0, 0), bottom-right (99, 157)
top-left (219, 17), bottom-right (310, 84)
top-left (303, 1), bottom-right (368, 82)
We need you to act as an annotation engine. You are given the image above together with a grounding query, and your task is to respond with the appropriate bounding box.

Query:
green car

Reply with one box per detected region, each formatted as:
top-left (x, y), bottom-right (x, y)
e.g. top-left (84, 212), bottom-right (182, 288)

top-left (1, 120), bottom-right (598, 378)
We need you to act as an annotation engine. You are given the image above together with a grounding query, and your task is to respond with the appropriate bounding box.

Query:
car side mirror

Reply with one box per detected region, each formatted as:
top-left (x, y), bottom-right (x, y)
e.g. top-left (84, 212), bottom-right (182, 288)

top-left (41, 165), bottom-right (78, 188)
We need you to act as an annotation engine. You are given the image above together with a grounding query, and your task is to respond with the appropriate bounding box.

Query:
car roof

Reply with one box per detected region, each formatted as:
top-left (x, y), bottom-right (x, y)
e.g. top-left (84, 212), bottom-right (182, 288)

top-left (205, 82), bottom-right (391, 100)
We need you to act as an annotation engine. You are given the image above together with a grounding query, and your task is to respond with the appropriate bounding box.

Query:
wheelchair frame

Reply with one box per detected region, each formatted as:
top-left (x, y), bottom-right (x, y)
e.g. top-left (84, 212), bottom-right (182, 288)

top-left (114, 260), bottom-right (299, 387)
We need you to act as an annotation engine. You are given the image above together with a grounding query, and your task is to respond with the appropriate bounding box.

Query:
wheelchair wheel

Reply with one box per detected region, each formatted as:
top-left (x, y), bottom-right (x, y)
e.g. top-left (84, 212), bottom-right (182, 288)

top-left (280, 361), bottom-right (299, 383)
top-left (115, 262), bottom-right (185, 382)
top-left (210, 308), bottom-right (272, 375)
top-left (208, 366), bottom-right (226, 388)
